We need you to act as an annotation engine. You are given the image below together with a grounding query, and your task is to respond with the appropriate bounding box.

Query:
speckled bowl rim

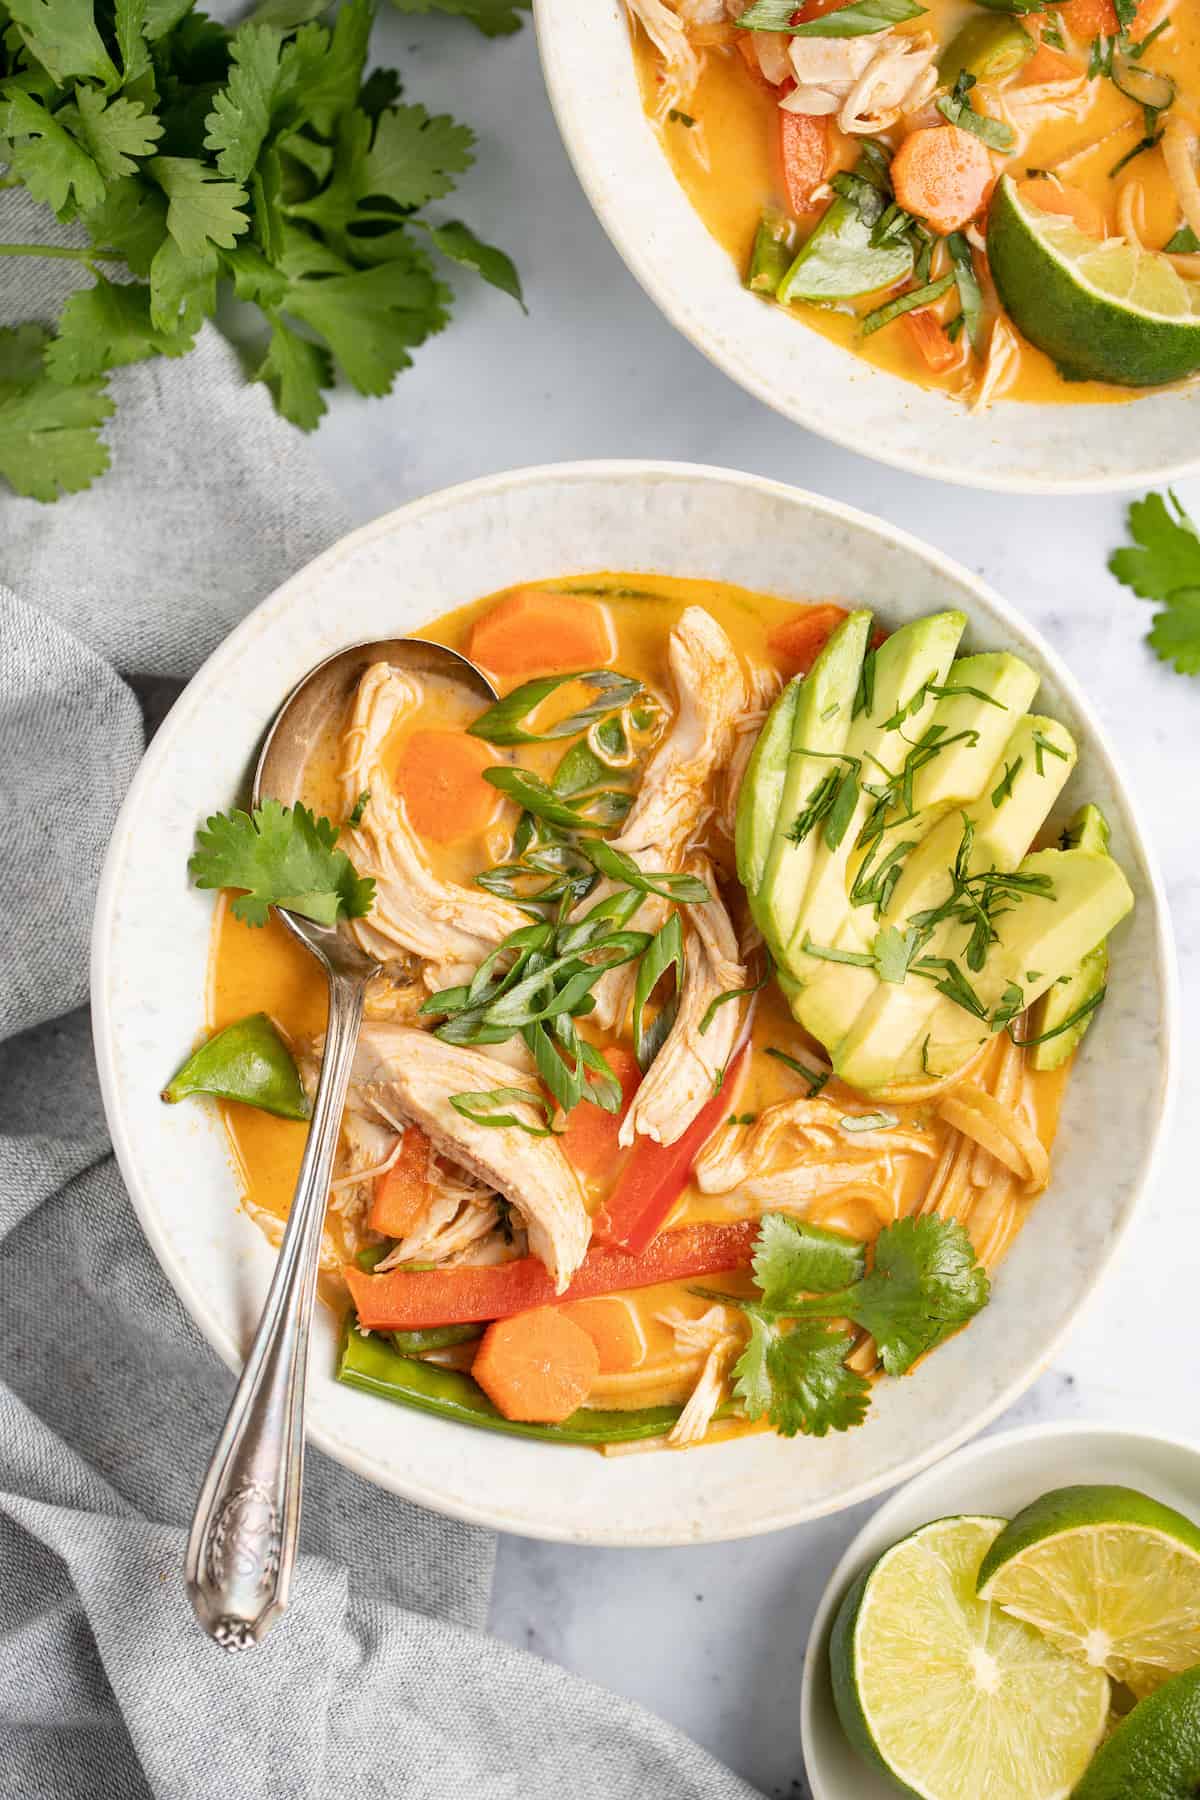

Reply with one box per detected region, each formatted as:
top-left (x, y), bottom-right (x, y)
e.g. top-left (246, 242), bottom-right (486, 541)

top-left (91, 460), bottom-right (1178, 1546)
top-left (800, 1421), bottom-right (1200, 1798)
top-left (533, 0), bottom-right (1200, 495)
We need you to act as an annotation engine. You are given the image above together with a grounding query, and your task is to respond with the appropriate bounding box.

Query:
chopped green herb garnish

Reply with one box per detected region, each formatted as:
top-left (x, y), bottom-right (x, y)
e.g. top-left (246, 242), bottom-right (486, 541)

top-left (469, 670), bottom-right (641, 745)
top-left (801, 934), bottom-right (877, 969)
top-left (1009, 985), bottom-right (1106, 1047)
top-left (861, 273), bottom-right (956, 338)
top-left (1032, 730), bottom-right (1070, 775)
top-left (839, 1110), bottom-right (899, 1132)
top-left (448, 1086), bottom-right (555, 1135)
top-left (632, 913), bottom-right (684, 1071)
top-left (991, 756), bottom-right (1023, 807)
top-left (765, 1046), bottom-right (830, 1096)
top-left (937, 71), bottom-right (1016, 150)
top-left (189, 800), bottom-right (375, 928)
top-left (738, 0), bottom-right (926, 33)
top-left (347, 790), bottom-right (370, 829)
top-left (699, 966), bottom-right (769, 1035)
top-left (1109, 489), bottom-right (1200, 677)
top-left (668, 109), bottom-right (696, 127)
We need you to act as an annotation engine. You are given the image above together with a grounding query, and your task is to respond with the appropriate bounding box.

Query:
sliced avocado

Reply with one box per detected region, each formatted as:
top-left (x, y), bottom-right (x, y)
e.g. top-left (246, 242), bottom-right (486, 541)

top-left (782, 611), bottom-right (967, 1040)
top-left (751, 610), bottom-right (872, 962)
top-left (793, 652), bottom-right (1040, 1056)
top-left (735, 674), bottom-right (801, 900)
top-left (1028, 803), bottom-right (1114, 1071)
top-left (918, 845), bottom-right (1133, 1080)
top-left (833, 713), bottom-right (1078, 1094)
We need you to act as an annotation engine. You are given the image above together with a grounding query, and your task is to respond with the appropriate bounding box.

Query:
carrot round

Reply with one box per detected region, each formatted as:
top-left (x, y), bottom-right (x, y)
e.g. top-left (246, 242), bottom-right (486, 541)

top-left (467, 589), bottom-right (613, 682)
top-left (891, 125), bottom-right (995, 235)
top-left (767, 601), bottom-right (851, 674)
top-left (367, 1125), bottom-right (431, 1237)
top-left (393, 729), bottom-right (499, 844)
top-left (471, 1307), bottom-right (599, 1423)
top-left (780, 112), bottom-right (830, 216)
top-left (561, 1295), bottom-right (647, 1373)
top-left (1016, 178), bottom-right (1106, 241)
top-left (559, 1045), bottom-right (641, 1179)
top-left (903, 309), bottom-right (960, 374)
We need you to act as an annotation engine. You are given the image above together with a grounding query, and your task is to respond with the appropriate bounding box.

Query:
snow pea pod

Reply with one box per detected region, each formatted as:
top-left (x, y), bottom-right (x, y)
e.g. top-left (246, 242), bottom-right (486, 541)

top-left (392, 1323), bottom-right (482, 1354)
top-left (338, 1322), bottom-right (685, 1445)
top-left (161, 1011), bottom-right (310, 1120)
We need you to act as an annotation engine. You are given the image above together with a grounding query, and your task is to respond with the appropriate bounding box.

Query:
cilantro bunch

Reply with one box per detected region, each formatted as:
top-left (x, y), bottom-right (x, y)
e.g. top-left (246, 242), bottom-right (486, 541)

top-left (0, 0), bottom-right (525, 501)
top-left (1110, 491), bottom-right (1200, 678)
top-left (702, 1210), bottom-right (990, 1438)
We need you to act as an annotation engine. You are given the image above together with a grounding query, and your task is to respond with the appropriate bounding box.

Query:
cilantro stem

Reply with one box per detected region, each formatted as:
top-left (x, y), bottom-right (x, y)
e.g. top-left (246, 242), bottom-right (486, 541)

top-left (0, 242), bottom-right (127, 264)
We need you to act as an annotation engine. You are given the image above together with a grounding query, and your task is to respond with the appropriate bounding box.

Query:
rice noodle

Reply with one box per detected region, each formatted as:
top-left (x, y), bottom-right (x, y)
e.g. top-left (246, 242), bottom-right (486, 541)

top-left (938, 1084), bottom-right (1050, 1192)
top-left (1163, 115), bottom-right (1200, 242)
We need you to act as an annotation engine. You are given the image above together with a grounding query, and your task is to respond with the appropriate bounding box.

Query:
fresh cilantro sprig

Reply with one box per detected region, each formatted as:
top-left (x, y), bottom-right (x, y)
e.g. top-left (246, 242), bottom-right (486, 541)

top-left (0, 0), bottom-right (524, 500)
top-left (190, 799), bottom-right (376, 926)
top-left (700, 1211), bottom-right (990, 1438)
top-left (1109, 490), bottom-right (1200, 676)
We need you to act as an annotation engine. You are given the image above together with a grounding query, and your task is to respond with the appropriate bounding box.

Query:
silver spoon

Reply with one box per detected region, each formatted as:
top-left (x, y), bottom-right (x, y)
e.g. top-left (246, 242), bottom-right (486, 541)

top-left (185, 636), bottom-right (498, 1650)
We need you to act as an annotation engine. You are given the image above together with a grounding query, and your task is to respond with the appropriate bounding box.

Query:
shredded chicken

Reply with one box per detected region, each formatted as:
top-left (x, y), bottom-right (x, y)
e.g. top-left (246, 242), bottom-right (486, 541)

top-left (348, 1023), bottom-right (590, 1289)
top-left (339, 663), bottom-right (529, 984)
top-left (694, 1093), bottom-right (935, 1215)
top-left (656, 1305), bottom-right (741, 1446)
top-left (582, 607), bottom-right (749, 1032)
top-left (624, 0), bottom-right (702, 114)
top-left (620, 859), bottom-right (747, 1148)
top-left (782, 31), bottom-right (938, 134)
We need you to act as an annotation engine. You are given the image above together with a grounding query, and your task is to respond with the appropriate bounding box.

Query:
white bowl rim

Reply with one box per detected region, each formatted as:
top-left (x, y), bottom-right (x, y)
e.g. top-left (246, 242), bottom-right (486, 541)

top-left (90, 458), bottom-right (1180, 1545)
top-left (799, 1419), bottom-right (1200, 1797)
top-left (532, 1), bottom-right (1200, 497)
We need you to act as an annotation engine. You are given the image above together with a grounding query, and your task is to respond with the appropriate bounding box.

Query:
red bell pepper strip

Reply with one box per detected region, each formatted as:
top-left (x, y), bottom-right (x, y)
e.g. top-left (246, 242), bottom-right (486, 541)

top-left (592, 1046), bottom-right (749, 1256)
top-left (780, 112), bottom-right (829, 217)
top-left (344, 1219), bottom-right (757, 1331)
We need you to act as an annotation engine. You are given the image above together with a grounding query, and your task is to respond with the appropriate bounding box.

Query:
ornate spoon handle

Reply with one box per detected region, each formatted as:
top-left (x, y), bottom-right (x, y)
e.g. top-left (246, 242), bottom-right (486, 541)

top-left (185, 954), bottom-right (367, 1649)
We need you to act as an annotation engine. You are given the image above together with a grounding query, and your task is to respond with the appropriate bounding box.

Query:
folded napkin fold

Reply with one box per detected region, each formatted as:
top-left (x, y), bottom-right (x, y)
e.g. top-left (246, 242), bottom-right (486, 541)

top-left (0, 261), bottom-right (762, 1795)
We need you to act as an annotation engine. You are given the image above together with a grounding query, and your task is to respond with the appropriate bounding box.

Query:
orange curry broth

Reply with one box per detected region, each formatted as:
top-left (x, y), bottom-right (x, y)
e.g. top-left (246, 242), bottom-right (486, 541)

top-left (208, 573), bottom-right (1069, 1412)
top-left (632, 3), bottom-right (1200, 404)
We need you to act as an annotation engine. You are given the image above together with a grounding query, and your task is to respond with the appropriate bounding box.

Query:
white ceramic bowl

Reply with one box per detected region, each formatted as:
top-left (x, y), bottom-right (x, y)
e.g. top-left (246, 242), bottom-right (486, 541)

top-left (534, 1), bottom-right (1200, 494)
top-left (92, 461), bottom-right (1176, 1545)
top-left (801, 1421), bottom-right (1200, 1798)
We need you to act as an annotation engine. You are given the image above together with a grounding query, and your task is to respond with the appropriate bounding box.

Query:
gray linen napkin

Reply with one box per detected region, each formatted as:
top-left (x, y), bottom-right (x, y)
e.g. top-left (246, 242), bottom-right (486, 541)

top-left (0, 292), bottom-right (763, 1795)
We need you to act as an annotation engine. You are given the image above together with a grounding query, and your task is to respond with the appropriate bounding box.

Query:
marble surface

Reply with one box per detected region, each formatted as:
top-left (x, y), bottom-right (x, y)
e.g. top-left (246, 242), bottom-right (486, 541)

top-left (305, 12), bottom-right (1196, 1795)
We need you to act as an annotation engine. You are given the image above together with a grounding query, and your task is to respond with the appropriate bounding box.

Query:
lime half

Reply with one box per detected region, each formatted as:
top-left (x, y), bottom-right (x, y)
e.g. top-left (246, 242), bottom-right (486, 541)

top-left (831, 1515), bottom-right (1110, 1800)
top-left (1074, 1665), bottom-right (1200, 1800)
top-left (977, 1485), bottom-right (1200, 1698)
top-left (987, 174), bottom-right (1200, 386)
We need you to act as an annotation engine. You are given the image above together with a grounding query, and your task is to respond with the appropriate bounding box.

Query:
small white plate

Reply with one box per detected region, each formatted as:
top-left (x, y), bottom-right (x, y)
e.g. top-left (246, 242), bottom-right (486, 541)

top-left (534, 0), bottom-right (1200, 494)
top-left (801, 1421), bottom-right (1200, 1798)
top-left (91, 461), bottom-right (1176, 1545)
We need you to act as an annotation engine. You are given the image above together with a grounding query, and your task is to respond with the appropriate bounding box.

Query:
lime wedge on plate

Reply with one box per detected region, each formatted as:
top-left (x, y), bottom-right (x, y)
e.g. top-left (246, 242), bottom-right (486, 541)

top-left (987, 174), bottom-right (1200, 386)
top-left (977, 1485), bottom-right (1200, 1698)
top-left (831, 1515), bottom-right (1110, 1800)
top-left (1074, 1665), bottom-right (1200, 1800)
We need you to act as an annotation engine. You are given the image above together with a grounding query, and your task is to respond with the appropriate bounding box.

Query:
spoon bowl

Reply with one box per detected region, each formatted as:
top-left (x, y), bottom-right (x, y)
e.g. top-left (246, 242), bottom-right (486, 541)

top-left (185, 633), bottom-right (496, 1649)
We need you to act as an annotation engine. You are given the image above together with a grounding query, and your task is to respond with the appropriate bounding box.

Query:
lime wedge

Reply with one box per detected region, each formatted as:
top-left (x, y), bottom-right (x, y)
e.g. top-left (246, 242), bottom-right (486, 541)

top-left (987, 174), bottom-right (1200, 386)
top-left (831, 1515), bottom-right (1110, 1800)
top-left (1074, 1665), bottom-right (1200, 1800)
top-left (977, 1485), bottom-right (1200, 1698)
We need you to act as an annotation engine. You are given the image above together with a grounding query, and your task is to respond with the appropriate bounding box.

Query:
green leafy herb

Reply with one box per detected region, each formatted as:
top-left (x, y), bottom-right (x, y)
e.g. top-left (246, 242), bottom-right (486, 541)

top-left (632, 913), bottom-right (685, 1071)
top-left (738, 0), bottom-right (925, 33)
top-left (990, 756), bottom-right (1023, 807)
top-left (764, 1045), bottom-right (830, 1096)
top-left (839, 1109), bottom-right (899, 1131)
top-left (861, 273), bottom-right (956, 338)
top-left (388, 0), bottom-right (530, 36)
top-left (912, 954), bottom-right (988, 1019)
top-left (1009, 985), bottom-right (1106, 1046)
top-left (189, 798), bottom-right (375, 926)
top-left (1032, 729), bottom-right (1070, 775)
top-left (483, 766), bottom-right (629, 831)
top-left (668, 108), bottom-right (696, 126)
top-left (873, 924), bottom-right (920, 984)
top-left (801, 934), bottom-right (877, 969)
top-left (1109, 490), bottom-right (1200, 676)
top-left (733, 1315), bottom-right (870, 1438)
top-left (580, 838), bottom-right (711, 903)
top-left (468, 671), bottom-right (641, 745)
top-left (699, 967), bottom-right (768, 1035)
top-left (448, 1086), bottom-right (554, 1134)
top-left (937, 70), bottom-right (1016, 150)
top-left (946, 232), bottom-right (985, 355)
top-left (347, 789), bottom-right (370, 827)
top-left (0, 0), bottom-right (524, 498)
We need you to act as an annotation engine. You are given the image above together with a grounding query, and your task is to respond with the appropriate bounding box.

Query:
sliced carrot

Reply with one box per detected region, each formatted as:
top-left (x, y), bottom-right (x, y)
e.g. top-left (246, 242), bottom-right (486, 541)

top-left (467, 589), bottom-right (613, 682)
top-left (780, 112), bottom-right (830, 216)
top-left (561, 1295), bottom-right (647, 1373)
top-left (1017, 178), bottom-right (1106, 241)
top-left (471, 1307), bottom-right (599, 1423)
top-left (1058, 0), bottom-right (1160, 39)
top-left (767, 601), bottom-right (851, 674)
top-left (891, 125), bottom-right (995, 236)
top-left (394, 729), bottom-right (499, 844)
top-left (903, 309), bottom-right (960, 374)
top-left (1021, 43), bottom-right (1084, 85)
top-left (559, 1045), bottom-right (641, 1179)
top-left (367, 1125), bottom-right (431, 1238)
top-left (344, 1219), bottom-right (758, 1330)
top-left (593, 1045), bottom-right (749, 1255)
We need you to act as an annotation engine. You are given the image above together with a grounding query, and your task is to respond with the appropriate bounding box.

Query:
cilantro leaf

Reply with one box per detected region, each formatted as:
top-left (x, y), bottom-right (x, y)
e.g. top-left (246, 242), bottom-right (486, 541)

top-left (255, 316), bottom-right (332, 428)
top-left (45, 277), bottom-right (193, 382)
top-left (85, 177), bottom-right (170, 275)
top-left (5, 0), bottom-right (119, 86)
top-left (189, 799), bottom-right (375, 927)
top-left (2, 87), bottom-right (106, 215)
top-left (751, 1212), bottom-right (866, 1306)
top-left (389, 0), bottom-right (530, 37)
top-left (874, 923), bottom-right (920, 985)
top-left (277, 0), bottom-right (373, 130)
top-left (733, 1315), bottom-right (870, 1438)
top-left (420, 218), bottom-right (525, 307)
top-left (363, 103), bottom-right (475, 209)
top-left (1110, 490), bottom-right (1200, 679)
top-left (203, 23), bottom-right (289, 181)
top-left (0, 325), bottom-right (112, 502)
top-left (67, 86), bottom-right (164, 182)
top-left (151, 155), bottom-right (250, 258)
top-left (283, 254), bottom-right (448, 396)
top-left (115, 0), bottom-right (153, 82)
